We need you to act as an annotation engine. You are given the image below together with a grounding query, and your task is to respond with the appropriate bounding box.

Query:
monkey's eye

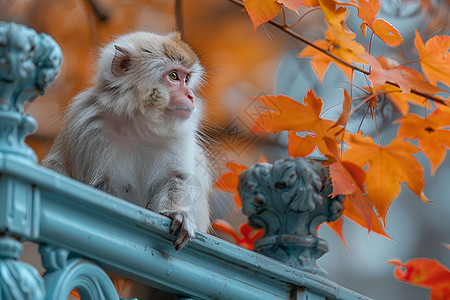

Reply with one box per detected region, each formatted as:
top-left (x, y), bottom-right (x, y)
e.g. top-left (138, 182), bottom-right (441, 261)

top-left (168, 71), bottom-right (179, 81)
top-left (185, 74), bottom-right (190, 83)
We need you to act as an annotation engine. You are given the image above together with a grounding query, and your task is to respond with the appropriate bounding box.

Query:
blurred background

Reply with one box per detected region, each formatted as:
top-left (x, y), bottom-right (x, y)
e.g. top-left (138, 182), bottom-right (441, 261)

top-left (2, 0), bottom-right (449, 299)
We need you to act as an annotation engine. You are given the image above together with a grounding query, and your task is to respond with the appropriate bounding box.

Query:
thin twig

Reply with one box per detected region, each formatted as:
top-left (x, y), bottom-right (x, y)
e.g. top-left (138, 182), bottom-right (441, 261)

top-left (371, 105), bottom-right (382, 146)
top-left (321, 102), bottom-right (344, 116)
top-left (350, 94), bottom-right (374, 116)
top-left (226, 0), bottom-right (447, 105)
top-left (424, 104), bottom-right (429, 120)
top-left (85, 0), bottom-right (110, 22)
top-left (396, 59), bottom-right (420, 68)
top-left (384, 82), bottom-right (445, 105)
top-left (282, 7), bottom-right (287, 27)
top-left (286, 7), bottom-right (321, 28)
top-left (357, 104), bottom-right (370, 133)
top-left (349, 91), bottom-right (390, 120)
top-left (175, 0), bottom-right (184, 36)
top-left (368, 31), bottom-right (374, 54)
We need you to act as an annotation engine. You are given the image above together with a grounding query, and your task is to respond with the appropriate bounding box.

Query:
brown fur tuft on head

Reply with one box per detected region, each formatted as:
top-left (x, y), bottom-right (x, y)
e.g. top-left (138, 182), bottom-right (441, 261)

top-left (162, 32), bottom-right (198, 69)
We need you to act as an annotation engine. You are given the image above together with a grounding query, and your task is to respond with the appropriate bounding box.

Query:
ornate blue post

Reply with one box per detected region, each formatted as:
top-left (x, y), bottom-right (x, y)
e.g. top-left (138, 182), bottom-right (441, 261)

top-left (0, 21), bottom-right (62, 300)
top-left (0, 22), bottom-right (62, 161)
top-left (239, 157), bottom-right (345, 277)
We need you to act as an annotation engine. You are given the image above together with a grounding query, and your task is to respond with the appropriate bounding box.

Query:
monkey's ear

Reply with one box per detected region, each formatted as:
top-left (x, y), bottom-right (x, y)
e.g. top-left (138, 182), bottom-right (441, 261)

top-left (111, 45), bottom-right (131, 77)
top-left (168, 32), bottom-right (182, 41)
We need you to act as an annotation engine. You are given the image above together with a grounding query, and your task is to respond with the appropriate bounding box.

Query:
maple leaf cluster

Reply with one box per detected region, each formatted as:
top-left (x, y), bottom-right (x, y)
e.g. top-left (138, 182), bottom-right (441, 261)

top-left (216, 0), bottom-right (450, 244)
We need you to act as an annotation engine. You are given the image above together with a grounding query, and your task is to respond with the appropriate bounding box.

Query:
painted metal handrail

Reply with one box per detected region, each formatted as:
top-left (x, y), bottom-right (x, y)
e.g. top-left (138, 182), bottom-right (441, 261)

top-left (0, 22), bottom-right (370, 300)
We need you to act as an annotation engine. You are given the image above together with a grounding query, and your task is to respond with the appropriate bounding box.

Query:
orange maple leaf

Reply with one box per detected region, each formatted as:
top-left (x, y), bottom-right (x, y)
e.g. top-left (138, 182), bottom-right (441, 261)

top-left (243, 0), bottom-right (282, 32)
top-left (330, 89), bottom-right (352, 129)
top-left (372, 56), bottom-right (437, 114)
top-left (323, 21), bottom-right (367, 62)
top-left (362, 54), bottom-right (446, 96)
top-left (397, 108), bottom-right (450, 175)
top-left (212, 220), bottom-right (265, 250)
top-left (342, 133), bottom-right (429, 223)
top-left (345, 0), bottom-right (403, 47)
top-left (324, 203), bottom-right (390, 245)
top-left (252, 91), bottom-right (340, 157)
top-left (325, 137), bottom-right (374, 228)
top-left (383, 84), bottom-right (430, 116)
top-left (324, 156), bottom-right (390, 240)
top-left (252, 91), bottom-right (336, 132)
top-left (303, 0), bottom-right (320, 7)
top-left (388, 258), bottom-right (450, 300)
top-left (252, 93), bottom-right (321, 132)
top-left (325, 137), bottom-right (364, 196)
top-left (319, 0), bottom-right (348, 29)
top-left (299, 22), bottom-right (366, 82)
top-left (299, 40), bottom-right (353, 82)
top-left (414, 29), bottom-right (450, 87)
top-left (277, 0), bottom-right (301, 12)
top-left (214, 162), bottom-right (248, 209)
top-left (342, 198), bottom-right (390, 238)
top-left (328, 161), bottom-right (365, 196)
top-left (324, 218), bottom-right (348, 248)
top-left (288, 132), bottom-right (326, 157)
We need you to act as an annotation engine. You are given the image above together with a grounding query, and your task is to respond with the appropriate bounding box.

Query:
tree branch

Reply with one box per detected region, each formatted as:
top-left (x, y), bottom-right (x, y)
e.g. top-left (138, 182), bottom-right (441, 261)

top-left (175, 0), bottom-right (184, 37)
top-left (226, 0), bottom-right (447, 105)
top-left (85, 0), bottom-right (110, 22)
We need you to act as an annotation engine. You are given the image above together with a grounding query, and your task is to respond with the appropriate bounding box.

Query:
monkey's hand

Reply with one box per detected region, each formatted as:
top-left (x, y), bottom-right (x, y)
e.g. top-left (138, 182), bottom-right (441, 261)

top-left (161, 209), bottom-right (196, 251)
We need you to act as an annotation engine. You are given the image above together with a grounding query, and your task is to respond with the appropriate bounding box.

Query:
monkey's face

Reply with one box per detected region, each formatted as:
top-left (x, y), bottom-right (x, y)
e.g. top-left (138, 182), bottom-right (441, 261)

top-left (164, 68), bottom-right (195, 119)
top-left (99, 32), bottom-right (204, 126)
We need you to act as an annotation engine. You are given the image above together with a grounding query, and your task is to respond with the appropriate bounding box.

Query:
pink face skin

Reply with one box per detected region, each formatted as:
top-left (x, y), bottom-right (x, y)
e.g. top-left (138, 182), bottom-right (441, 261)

top-left (165, 68), bottom-right (195, 119)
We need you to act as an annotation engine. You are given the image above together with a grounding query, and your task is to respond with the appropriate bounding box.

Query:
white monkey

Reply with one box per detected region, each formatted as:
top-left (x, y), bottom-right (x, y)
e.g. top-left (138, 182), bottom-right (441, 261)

top-left (42, 31), bottom-right (212, 251)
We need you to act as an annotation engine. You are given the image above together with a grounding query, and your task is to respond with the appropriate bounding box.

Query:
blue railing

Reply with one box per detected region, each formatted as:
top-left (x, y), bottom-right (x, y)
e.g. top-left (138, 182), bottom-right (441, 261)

top-left (0, 22), bottom-right (370, 300)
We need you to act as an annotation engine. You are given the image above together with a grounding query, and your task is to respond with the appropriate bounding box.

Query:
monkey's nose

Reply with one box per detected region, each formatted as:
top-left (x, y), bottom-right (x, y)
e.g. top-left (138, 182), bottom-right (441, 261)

top-left (185, 86), bottom-right (194, 102)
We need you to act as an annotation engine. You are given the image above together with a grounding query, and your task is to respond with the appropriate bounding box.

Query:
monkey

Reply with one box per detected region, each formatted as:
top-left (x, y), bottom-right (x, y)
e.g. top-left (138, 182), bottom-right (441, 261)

top-left (42, 31), bottom-right (212, 251)
top-left (42, 31), bottom-right (213, 299)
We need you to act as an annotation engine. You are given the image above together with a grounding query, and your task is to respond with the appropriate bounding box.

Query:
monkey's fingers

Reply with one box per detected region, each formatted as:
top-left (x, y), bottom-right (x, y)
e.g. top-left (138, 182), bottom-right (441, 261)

top-left (174, 231), bottom-right (191, 251)
top-left (161, 210), bottom-right (181, 235)
top-left (161, 210), bottom-right (196, 250)
top-left (170, 213), bottom-right (184, 235)
top-left (174, 221), bottom-right (195, 250)
top-left (174, 216), bottom-right (196, 250)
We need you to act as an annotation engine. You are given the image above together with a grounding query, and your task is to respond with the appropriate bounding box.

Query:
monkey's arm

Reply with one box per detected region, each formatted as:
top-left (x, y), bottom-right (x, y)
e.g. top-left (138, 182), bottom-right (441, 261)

top-left (158, 174), bottom-right (198, 251)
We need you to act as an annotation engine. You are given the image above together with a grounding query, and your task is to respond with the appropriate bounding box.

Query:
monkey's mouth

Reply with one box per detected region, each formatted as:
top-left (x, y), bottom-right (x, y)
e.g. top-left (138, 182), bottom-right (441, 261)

top-left (169, 106), bottom-right (193, 119)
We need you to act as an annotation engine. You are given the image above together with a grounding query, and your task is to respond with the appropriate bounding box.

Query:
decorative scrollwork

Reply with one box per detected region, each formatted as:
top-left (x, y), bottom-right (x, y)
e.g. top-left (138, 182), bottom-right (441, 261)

top-left (0, 22), bottom-right (62, 161)
top-left (43, 257), bottom-right (120, 300)
top-left (0, 236), bottom-right (45, 300)
top-left (40, 244), bottom-right (70, 272)
top-left (239, 157), bottom-right (344, 277)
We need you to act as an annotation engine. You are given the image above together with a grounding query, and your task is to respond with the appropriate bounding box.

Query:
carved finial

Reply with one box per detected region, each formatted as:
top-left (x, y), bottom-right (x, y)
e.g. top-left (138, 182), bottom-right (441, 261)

top-left (0, 22), bottom-right (62, 161)
top-left (0, 236), bottom-right (45, 299)
top-left (238, 157), bottom-right (344, 277)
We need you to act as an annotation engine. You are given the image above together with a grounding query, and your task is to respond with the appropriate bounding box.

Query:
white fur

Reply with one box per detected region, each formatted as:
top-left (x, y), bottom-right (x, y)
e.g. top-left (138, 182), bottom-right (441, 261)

top-left (42, 32), bottom-right (212, 244)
